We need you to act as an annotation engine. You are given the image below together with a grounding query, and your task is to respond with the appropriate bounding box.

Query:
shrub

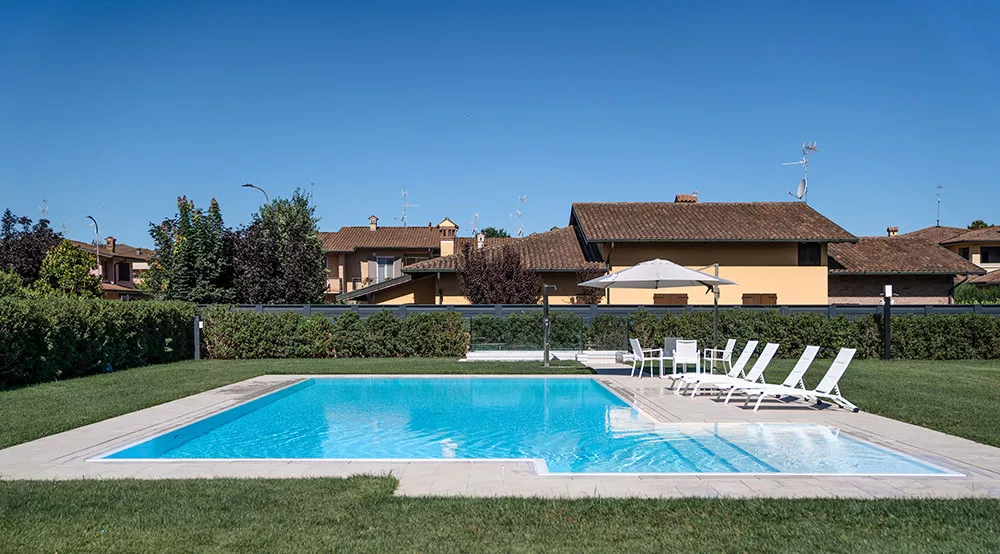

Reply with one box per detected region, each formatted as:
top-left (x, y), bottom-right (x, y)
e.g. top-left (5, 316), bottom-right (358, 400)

top-left (587, 314), bottom-right (627, 350)
top-left (364, 311), bottom-right (402, 357)
top-left (954, 282), bottom-right (1000, 304)
top-left (0, 297), bottom-right (193, 388)
top-left (399, 312), bottom-right (469, 357)
top-left (332, 311), bottom-right (366, 358)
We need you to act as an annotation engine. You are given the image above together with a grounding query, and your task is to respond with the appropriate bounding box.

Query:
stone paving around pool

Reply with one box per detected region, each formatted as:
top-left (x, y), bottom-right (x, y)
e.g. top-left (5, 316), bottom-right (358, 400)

top-left (2, 365), bottom-right (1000, 499)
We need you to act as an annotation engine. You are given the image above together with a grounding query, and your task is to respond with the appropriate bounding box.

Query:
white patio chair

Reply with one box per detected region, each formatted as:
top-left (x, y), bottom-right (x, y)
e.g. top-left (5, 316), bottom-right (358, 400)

top-left (669, 340), bottom-right (700, 376)
top-left (670, 340), bottom-right (758, 392)
top-left (723, 345), bottom-right (819, 404)
top-left (740, 348), bottom-right (858, 412)
top-left (702, 338), bottom-right (736, 374)
top-left (629, 338), bottom-right (663, 378)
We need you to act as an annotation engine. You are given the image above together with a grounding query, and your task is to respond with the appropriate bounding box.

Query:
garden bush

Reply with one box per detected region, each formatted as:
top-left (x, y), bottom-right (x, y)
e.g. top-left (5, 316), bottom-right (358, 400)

top-left (0, 297), bottom-right (194, 388)
top-left (201, 309), bottom-right (469, 359)
top-left (197, 306), bottom-right (1000, 361)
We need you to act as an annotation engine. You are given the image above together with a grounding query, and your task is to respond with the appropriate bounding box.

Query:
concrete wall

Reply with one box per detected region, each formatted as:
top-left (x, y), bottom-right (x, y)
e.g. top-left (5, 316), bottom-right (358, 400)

top-left (829, 274), bottom-right (956, 305)
top-left (598, 242), bottom-right (829, 305)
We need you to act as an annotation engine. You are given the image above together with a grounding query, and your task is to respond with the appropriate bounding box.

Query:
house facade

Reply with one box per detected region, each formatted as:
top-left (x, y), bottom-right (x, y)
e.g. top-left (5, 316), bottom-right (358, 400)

top-left (568, 197), bottom-right (856, 305)
top-left (321, 216), bottom-right (515, 302)
top-left (338, 225), bottom-right (603, 304)
top-left (902, 225), bottom-right (1000, 288)
top-left (338, 196), bottom-right (860, 306)
top-left (69, 237), bottom-right (151, 300)
top-left (827, 230), bottom-right (984, 305)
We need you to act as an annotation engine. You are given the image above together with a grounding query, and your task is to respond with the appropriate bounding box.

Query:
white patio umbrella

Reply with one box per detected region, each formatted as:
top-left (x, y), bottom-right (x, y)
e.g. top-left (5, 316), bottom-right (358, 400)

top-left (578, 259), bottom-right (738, 347)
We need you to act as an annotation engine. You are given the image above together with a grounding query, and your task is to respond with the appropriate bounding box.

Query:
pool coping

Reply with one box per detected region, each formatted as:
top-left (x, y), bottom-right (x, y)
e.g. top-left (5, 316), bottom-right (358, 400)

top-left (2, 371), bottom-right (1000, 498)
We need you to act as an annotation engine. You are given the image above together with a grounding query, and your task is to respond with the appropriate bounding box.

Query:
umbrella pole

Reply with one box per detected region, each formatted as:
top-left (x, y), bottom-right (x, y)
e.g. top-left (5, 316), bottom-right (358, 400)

top-left (713, 264), bottom-right (720, 348)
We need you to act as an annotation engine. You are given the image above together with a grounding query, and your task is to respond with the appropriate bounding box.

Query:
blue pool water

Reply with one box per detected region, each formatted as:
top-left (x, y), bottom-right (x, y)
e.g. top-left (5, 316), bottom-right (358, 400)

top-left (105, 378), bottom-right (950, 475)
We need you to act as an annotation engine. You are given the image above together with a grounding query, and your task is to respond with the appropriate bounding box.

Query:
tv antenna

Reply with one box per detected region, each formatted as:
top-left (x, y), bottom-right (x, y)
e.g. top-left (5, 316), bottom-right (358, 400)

top-left (465, 213), bottom-right (480, 235)
top-left (783, 141), bottom-right (818, 203)
top-left (394, 188), bottom-right (419, 226)
top-left (510, 195), bottom-right (527, 237)
top-left (936, 185), bottom-right (943, 226)
top-left (39, 199), bottom-right (48, 218)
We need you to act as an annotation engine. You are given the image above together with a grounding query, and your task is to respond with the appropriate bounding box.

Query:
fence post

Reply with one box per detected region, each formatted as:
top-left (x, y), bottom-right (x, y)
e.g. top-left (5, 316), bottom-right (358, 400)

top-left (193, 315), bottom-right (201, 360)
top-left (304, 304), bottom-right (312, 317)
top-left (828, 305), bottom-right (837, 319)
top-left (579, 315), bottom-right (584, 352)
top-left (255, 304), bottom-right (263, 313)
top-left (494, 304), bottom-right (503, 317)
top-left (399, 305), bottom-right (408, 320)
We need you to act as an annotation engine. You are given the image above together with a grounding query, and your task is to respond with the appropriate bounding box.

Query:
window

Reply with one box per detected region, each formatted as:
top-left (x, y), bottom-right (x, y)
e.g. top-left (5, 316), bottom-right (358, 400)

top-left (403, 255), bottom-right (429, 266)
top-left (959, 247), bottom-right (971, 260)
top-left (653, 293), bottom-right (688, 305)
top-left (115, 262), bottom-right (131, 282)
top-left (742, 293), bottom-right (777, 306)
top-left (797, 243), bottom-right (822, 266)
top-left (982, 247), bottom-right (1000, 264)
top-left (376, 256), bottom-right (395, 283)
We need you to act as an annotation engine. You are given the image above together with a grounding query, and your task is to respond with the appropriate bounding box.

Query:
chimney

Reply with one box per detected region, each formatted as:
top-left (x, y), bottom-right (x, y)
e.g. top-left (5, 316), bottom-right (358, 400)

top-left (105, 236), bottom-right (116, 251)
top-left (674, 194), bottom-right (698, 203)
top-left (887, 226), bottom-right (899, 237)
top-left (476, 232), bottom-right (485, 250)
top-left (368, 215), bottom-right (378, 231)
top-left (436, 218), bottom-right (458, 256)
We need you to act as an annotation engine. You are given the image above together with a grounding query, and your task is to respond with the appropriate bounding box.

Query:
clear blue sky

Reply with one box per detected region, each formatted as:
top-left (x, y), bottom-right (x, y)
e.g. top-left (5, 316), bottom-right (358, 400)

top-left (2, 0), bottom-right (998, 247)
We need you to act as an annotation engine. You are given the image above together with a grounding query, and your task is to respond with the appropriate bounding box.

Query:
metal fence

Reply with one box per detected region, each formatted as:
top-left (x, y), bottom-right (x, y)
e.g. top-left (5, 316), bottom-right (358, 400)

top-left (217, 303), bottom-right (1000, 321)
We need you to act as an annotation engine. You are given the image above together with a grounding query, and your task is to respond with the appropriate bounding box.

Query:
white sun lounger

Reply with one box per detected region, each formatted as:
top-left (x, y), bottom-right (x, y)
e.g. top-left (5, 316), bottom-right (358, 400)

top-left (723, 345), bottom-right (819, 404)
top-left (740, 348), bottom-right (858, 412)
top-left (683, 342), bottom-right (779, 397)
top-left (668, 340), bottom-right (757, 391)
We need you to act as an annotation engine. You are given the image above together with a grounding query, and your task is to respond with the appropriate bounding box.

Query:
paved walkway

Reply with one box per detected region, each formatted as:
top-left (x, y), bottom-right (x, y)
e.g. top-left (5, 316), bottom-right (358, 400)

top-left (2, 365), bottom-right (1000, 499)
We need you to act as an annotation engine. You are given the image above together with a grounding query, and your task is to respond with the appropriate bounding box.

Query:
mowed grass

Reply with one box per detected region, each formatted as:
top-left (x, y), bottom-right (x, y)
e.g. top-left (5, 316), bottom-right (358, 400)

top-left (0, 358), bottom-right (588, 449)
top-left (750, 358), bottom-right (1000, 447)
top-left (2, 477), bottom-right (999, 554)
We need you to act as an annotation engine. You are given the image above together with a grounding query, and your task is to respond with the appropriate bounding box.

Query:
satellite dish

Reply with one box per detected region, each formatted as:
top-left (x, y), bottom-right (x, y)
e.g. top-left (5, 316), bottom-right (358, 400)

top-left (796, 179), bottom-right (807, 199)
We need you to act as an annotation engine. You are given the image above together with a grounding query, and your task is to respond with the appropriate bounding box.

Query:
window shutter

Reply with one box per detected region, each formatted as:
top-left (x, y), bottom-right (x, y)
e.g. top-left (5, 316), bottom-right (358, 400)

top-left (653, 293), bottom-right (688, 305)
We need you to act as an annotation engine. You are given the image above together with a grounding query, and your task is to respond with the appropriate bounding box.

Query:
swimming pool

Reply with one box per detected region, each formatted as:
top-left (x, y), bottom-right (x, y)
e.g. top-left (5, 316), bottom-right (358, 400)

top-left (102, 377), bottom-right (954, 475)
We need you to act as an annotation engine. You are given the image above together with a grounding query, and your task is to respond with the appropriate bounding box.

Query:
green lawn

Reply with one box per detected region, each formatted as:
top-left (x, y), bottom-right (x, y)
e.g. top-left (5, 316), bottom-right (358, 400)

top-left (755, 358), bottom-right (1000, 448)
top-left (3, 358), bottom-right (1000, 553)
top-left (0, 358), bottom-right (589, 449)
top-left (2, 477), bottom-right (998, 553)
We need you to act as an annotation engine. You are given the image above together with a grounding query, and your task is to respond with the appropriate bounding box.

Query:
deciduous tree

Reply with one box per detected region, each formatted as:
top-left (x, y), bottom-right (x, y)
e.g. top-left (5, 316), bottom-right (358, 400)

top-left (456, 243), bottom-right (542, 304)
top-left (233, 189), bottom-right (326, 303)
top-left (32, 239), bottom-right (102, 298)
top-left (481, 227), bottom-right (510, 238)
top-left (0, 209), bottom-right (62, 283)
top-left (969, 219), bottom-right (991, 230)
top-left (144, 197), bottom-right (234, 303)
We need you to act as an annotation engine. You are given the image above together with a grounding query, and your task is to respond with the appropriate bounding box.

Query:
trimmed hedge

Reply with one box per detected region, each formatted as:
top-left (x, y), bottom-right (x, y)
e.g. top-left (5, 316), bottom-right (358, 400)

top-left (0, 297), bottom-right (194, 388)
top-left (470, 309), bottom-right (1000, 360)
top-left (200, 308), bottom-right (469, 359)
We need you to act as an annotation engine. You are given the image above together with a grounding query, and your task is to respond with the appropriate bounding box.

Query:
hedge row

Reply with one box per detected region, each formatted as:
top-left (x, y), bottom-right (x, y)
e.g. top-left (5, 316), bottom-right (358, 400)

top-left (200, 307), bottom-right (469, 359)
top-left (471, 310), bottom-right (1000, 360)
top-left (0, 297), bottom-right (194, 388)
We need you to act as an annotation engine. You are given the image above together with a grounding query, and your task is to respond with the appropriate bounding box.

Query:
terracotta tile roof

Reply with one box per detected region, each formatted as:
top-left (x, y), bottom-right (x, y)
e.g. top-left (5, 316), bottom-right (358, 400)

top-left (100, 282), bottom-right (144, 293)
top-left (899, 225), bottom-right (967, 244)
top-left (571, 202), bottom-right (856, 243)
top-left (319, 226), bottom-right (443, 252)
top-left (404, 226), bottom-right (604, 272)
top-left (941, 226), bottom-right (1000, 245)
top-left (68, 239), bottom-right (151, 261)
top-left (968, 271), bottom-right (1000, 285)
top-left (828, 237), bottom-right (985, 275)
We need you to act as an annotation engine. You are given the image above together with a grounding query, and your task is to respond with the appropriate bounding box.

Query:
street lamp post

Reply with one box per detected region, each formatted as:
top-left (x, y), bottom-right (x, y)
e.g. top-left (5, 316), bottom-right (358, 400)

top-left (241, 183), bottom-right (269, 203)
top-left (543, 284), bottom-right (559, 368)
top-left (86, 215), bottom-right (100, 279)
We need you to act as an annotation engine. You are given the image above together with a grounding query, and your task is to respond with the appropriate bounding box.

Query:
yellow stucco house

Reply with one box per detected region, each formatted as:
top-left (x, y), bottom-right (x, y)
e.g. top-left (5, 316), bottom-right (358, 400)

top-left (335, 195), bottom-right (863, 306)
